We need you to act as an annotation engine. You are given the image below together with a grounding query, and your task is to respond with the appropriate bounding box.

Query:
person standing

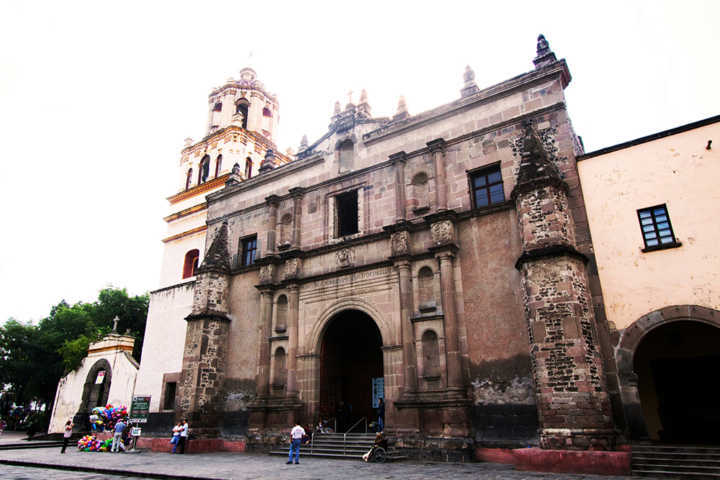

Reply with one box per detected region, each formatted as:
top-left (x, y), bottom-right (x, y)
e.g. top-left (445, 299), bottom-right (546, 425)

top-left (171, 422), bottom-right (182, 453)
top-left (111, 417), bottom-right (126, 453)
top-left (178, 418), bottom-right (189, 454)
top-left (286, 423), bottom-right (305, 465)
top-left (377, 397), bottom-right (385, 432)
top-left (60, 420), bottom-right (73, 453)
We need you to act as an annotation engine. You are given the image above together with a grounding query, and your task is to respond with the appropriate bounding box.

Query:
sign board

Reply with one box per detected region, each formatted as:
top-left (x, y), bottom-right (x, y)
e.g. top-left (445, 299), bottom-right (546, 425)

top-left (94, 371), bottom-right (105, 384)
top-left (129, 396), bottom-right (151, 424)
top-left (131, 427), bottom-right (142, 437)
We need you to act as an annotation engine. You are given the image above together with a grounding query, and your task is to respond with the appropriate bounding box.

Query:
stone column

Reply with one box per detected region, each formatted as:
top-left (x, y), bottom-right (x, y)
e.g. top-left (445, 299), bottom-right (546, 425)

top-left (256, 288), bottom-right (273, 398)
top-left (390, 151), bottom-right (407, 222)
top-left (265, 195), bottom-right (280, 255)
top-left (289, 187), bottom-right (304, 248)
top-left (512, 123), bottom-right (614, 450)
top-left (427, 139), bottom-right (447, 211)
top-left (437, 250), bottom-right (463, 391)
top-left (286, 284), bottom-right (300, 398)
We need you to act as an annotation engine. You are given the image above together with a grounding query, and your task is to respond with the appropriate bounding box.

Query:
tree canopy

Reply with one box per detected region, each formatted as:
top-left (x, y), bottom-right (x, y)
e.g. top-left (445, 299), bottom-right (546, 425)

top-left (0, 288), bottom-right (149, 423)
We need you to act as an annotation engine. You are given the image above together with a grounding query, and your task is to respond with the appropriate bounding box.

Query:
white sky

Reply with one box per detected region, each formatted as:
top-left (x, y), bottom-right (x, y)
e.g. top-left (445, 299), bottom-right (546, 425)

top-left (1, 0), bottom-right (718, 324)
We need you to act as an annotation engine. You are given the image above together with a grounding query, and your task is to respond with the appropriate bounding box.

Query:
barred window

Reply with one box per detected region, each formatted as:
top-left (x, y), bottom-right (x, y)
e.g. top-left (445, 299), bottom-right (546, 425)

top-left (637, 204), bottom-right (679, 251)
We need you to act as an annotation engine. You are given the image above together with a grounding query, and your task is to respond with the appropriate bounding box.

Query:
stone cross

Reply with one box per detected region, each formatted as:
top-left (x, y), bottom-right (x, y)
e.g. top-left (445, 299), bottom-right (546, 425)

top-left (112, 316), bottom-right (119, 332)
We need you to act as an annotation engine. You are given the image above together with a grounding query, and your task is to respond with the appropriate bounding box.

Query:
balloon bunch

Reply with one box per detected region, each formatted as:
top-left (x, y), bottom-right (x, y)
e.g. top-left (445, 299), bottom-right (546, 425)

top-left (93, 403), bottom-right (127, 430)
top-left (77, 435), bottom-right (113, 452)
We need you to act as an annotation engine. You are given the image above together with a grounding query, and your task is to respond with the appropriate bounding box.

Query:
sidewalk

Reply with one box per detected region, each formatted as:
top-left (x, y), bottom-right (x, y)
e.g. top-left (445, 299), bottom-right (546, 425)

top-left (0, 445), bottom-right (651, 480)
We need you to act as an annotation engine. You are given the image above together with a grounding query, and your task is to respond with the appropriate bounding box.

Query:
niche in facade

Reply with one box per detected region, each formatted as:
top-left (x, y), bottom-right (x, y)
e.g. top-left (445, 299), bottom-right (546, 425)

top-left (418, 266), bottom-right (436, 312)
top-left (337, 139), bottom-right (354, 173)
top-left (275, 295), bottom-right (288, 333)
top-left (421, 330), bottom-right (441, 380)
top-left (411, 172), bottom-right (430, 214)
top-left (279, 214), bottom-right (293, 248)
top-left (272, 347), bottom-right (287, 394)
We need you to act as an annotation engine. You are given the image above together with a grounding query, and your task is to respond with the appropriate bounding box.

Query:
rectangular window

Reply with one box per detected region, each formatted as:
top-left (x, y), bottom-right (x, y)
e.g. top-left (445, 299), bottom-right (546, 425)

top-left (241, 236), bottom-right (257, 266)
top-left (470, 165), bottom-right (505, 209)
top-left (637, 204), bottom-right (679, 251)
top-left (163, 382), bottom-right (176, 410)
top-left (336, 190), bottom-right (359, 237)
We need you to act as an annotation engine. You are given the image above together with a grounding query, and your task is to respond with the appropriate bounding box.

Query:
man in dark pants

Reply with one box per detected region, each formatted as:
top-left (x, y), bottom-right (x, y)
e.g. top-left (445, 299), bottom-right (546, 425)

top-left (377, 398), bottom-right (385, 432)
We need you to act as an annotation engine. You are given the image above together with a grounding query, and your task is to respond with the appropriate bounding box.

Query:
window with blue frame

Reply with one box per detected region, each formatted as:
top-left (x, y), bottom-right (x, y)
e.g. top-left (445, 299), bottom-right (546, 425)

top-left (637, 204), bottom-right (680, 251)
top-left (470, 165), bottom-right (505, 209)
top-left (241, 235), bottom-right (258, 266)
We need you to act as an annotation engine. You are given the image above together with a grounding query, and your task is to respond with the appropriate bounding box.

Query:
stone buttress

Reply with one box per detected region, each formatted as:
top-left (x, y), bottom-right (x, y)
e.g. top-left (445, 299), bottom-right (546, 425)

top-left (177, 221), bottom-right (232, 436)
top-left (512, 123), bottom-right (615, 450)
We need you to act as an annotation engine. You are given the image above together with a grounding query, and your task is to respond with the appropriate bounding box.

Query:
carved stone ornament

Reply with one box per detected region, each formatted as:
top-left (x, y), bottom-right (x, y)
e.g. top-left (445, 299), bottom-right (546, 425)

top-left (283, 258), bottom-right (300, 280)
top-left (336, 248), bottom-right (354, 268)
top-left (259, 264), bottom-right (274, 284)
top-left (391, 230), bottom-right (410, 256)
top-left (431, 220), bottom-right (454, 246)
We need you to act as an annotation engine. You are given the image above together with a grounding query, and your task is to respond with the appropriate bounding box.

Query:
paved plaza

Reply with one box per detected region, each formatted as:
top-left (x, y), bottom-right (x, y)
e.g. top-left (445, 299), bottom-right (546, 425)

top-left (0, 443), bottom-right (657, 480)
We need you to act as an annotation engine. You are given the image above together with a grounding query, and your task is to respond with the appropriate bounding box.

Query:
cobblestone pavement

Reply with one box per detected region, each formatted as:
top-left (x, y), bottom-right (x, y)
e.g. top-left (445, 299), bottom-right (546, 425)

top-left (0, 447), bottom-right (657, 480)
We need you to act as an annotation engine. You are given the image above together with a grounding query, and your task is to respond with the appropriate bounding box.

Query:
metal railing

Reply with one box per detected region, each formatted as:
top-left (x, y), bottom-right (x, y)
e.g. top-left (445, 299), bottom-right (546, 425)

top-left (345, 416), bottom-right (367, 434)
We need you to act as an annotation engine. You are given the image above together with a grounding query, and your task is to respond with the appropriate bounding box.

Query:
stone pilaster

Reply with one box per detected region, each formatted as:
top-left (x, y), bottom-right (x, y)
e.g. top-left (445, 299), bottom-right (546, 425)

top-left (289, 187), bottom-right (304, 248)
top-left (512, 123), bottom-right (614, 450)
top-left (265, 195), bottom-right (280, 255)
top-left (286, 284), bottom-right (300, 399)
top-left (177, 222), bottom-right (232, 436)
top-left (390, 151), bottom-right (407, 222)
top-left (255, 288), bottom-right (274, 399)
top-left (427, 139), bottom-right (447, 211)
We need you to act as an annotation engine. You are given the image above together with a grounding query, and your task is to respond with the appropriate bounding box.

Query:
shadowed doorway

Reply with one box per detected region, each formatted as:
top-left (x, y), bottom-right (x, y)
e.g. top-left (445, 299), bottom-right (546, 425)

top-left (319, 309), bottom-right (383, 432)
top-left (635, 321), bottom-right (720, 444)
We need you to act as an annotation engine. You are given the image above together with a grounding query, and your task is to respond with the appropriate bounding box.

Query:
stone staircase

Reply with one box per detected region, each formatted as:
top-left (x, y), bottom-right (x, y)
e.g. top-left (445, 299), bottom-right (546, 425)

top-left (270, 432), bottom-right (405, 461)
top-left (632, 444), bottom-right (720, 478)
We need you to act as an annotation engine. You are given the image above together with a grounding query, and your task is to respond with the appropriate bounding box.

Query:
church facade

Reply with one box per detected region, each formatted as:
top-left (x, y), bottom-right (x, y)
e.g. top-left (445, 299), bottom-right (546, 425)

top-left (136, 36), bottom-right (622, 457)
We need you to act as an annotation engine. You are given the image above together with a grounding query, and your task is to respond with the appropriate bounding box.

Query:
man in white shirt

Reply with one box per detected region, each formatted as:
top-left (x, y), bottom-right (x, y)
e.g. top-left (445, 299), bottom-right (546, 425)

top-left (286, 423), bottom-right (306, 464)
top-left (178, 419), bottom-right (189, 454)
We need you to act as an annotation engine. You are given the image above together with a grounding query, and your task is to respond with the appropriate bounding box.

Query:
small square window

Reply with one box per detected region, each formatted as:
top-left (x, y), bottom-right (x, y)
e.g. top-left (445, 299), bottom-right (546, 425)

top-left (241, 236), bottom-right (257, 266)
top-left (637, 204), bottom-right (680, 252)
top-left (470, 165), bottom-right (505, 209)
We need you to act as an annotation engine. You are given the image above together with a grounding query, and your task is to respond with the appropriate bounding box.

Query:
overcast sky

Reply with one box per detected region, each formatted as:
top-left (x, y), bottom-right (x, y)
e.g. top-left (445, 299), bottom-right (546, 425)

top-left (1, 0), bottom-right (718, 324)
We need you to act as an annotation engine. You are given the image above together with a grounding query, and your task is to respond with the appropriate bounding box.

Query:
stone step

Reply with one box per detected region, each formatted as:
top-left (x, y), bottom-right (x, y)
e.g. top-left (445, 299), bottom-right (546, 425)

top-left (633, 469), bottom-right (720, 479)
top-left (634, 456), bottom-right (720, 466)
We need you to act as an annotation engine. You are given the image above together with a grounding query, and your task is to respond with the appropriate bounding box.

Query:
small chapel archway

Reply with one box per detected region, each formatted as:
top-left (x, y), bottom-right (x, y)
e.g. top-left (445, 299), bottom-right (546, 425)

top-left (74, 359), bottom-right (112, 429)
top-left (318, 309), bottom-right (383, 432)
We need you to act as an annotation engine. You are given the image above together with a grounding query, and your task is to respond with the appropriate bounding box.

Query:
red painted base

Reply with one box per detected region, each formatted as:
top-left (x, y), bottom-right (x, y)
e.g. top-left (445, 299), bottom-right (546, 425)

top-left (135, 437), bottom-right (246, 453)
top-left (475, 447), bottom-right (631, 476)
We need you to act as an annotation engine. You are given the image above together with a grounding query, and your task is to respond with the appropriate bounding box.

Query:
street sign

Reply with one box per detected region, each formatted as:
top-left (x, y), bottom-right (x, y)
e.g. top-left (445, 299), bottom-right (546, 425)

top-left (129, 396), bottom-right (151, 424)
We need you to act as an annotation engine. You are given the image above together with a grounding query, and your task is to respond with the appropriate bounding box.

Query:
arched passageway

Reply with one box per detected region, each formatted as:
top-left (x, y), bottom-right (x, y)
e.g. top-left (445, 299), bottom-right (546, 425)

top-left (319, 309), bottom-right (383, 431)
top-left (635, 320), bottom-right (720, 443)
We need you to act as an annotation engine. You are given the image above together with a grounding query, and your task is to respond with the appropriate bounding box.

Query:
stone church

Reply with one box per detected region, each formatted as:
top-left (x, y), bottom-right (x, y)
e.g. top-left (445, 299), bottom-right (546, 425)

top-left (135, 35), bottom-right (621, 458)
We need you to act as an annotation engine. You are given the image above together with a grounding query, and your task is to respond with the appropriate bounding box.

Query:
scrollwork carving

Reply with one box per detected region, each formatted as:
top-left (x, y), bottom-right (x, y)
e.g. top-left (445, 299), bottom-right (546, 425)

top-left (336, 248), bottom-right (354, 268)
top-left (259, 264), bottom-right (274, 284)
top-left (391, 230), bottom-right (410, 256)
top-left (431, 220), bottom-right (454, 246)
top-left (283, 258), bottom-right (300, 280)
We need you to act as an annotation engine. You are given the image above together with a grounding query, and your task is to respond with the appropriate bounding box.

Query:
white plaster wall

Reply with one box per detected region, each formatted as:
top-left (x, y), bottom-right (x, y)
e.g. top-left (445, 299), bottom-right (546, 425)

top-left (134, 282), bottom-right (195, 412)
top-left (49, 349), bottom-right (138, 434)
top-left (578, 121), bottom-right (720, 330)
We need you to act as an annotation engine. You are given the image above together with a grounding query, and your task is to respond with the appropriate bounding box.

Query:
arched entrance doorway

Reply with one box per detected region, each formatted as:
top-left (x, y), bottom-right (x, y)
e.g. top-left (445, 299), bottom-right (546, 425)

top-left (319, 309), bottom-right (383, 432)
top-left (74, 359), bottom-right (112, 430)
top-left (634, 320), bottom-right (720, 443)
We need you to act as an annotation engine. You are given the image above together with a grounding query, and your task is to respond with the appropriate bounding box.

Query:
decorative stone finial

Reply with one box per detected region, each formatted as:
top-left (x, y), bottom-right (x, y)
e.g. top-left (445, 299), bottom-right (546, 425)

top-left (198, 221), bottom-right (231, 274)
top-left (112, 316), bottom-right (119, 332)
top-left (299, 134), bottom-right (309, 150)
top-left (259, 149), bottom-right (277, 174)
top-left (357, 89), bottom-right (371, 118)
top-left (334, 101), bottom-right (341, 115)
top-left (533, 34), bottom-right (557, 69)
top-left (460, 65), bottom-right (480, 98)
top-left (346, 90), bottom-right (354, 109)
top-left (393, 96), bottom-right (409, 121)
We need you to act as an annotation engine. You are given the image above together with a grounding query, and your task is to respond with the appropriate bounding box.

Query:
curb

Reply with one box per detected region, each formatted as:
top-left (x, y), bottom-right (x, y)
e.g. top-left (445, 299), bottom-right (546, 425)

top-left (0, 459), bottom-right (224, 480)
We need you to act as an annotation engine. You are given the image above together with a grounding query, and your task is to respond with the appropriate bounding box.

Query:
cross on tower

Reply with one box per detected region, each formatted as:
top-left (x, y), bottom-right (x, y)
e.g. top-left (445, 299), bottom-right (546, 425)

top-left (347, 90), bottom-right (353, 105)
